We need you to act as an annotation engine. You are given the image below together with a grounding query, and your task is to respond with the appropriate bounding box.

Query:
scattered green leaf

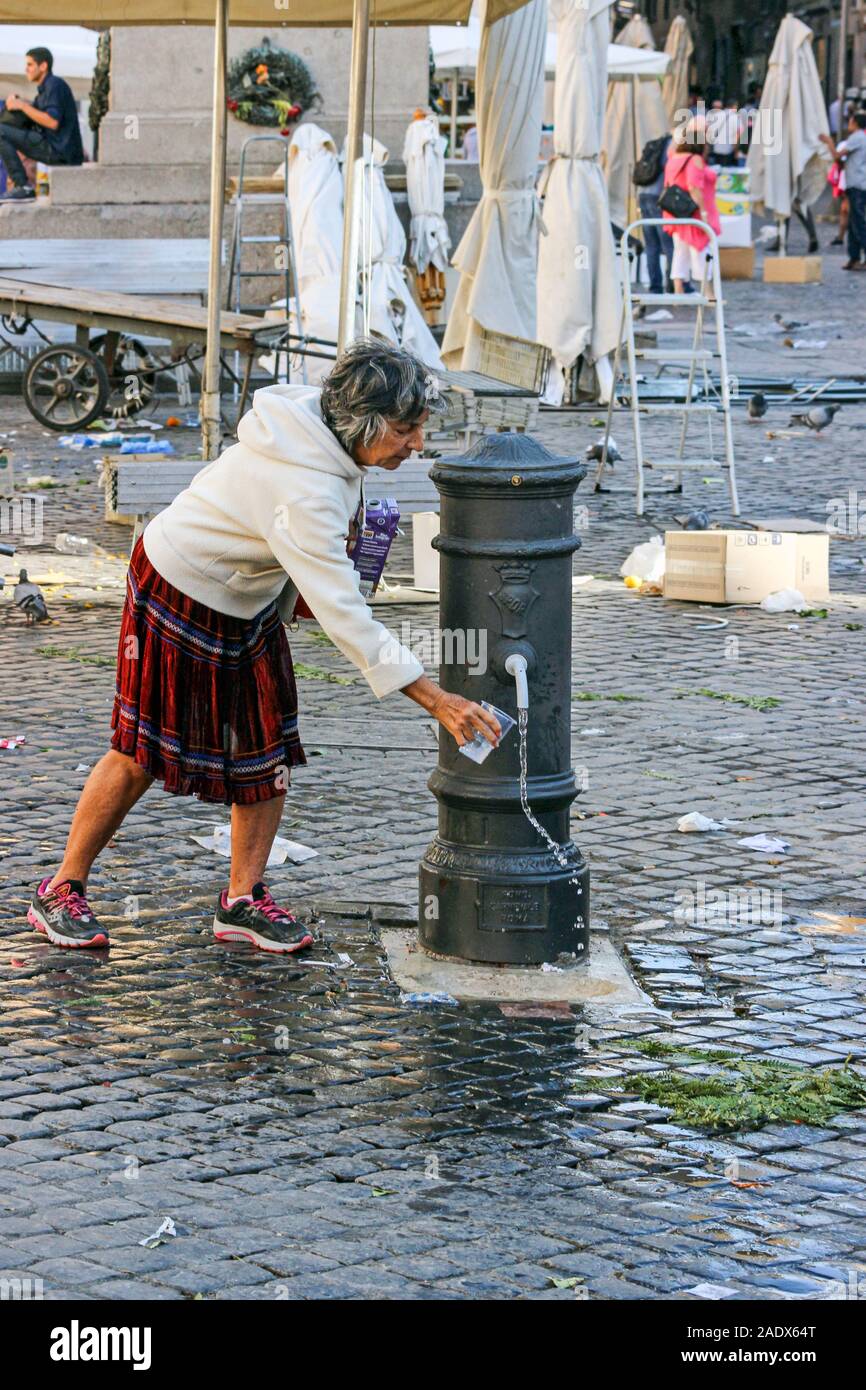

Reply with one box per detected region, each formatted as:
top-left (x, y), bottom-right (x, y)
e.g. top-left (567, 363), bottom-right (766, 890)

top-left (676, 687), bottom-right (781, 713)
top-left (799, 608), bottom-right (828, 619)
top-left (549, 1276), bottom-right (585, 1289)
top-left (845, 622), bottom-right (863, 631)
top-left (293, 662), bottom-right (354, 686)
top-left (36, 645), bottom-right (114, 668)
top-left (573, 691), bottom-right (639, 703)
top-left (574, 1044), bottom-right (866, 1132)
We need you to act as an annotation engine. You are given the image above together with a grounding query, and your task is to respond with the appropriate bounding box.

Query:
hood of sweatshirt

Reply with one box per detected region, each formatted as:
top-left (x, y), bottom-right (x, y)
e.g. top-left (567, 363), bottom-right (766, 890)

top-left (237, 384), bottom-right (359, 481)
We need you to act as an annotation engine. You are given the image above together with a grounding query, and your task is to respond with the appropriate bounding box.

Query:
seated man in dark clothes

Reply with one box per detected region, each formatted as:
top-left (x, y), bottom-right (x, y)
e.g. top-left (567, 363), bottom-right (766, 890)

top-left (0, 46), bottom-right (84, 203)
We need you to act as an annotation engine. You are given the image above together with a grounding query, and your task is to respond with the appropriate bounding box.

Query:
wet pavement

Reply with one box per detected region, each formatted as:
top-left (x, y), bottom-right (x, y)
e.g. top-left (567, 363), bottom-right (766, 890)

top-left (1, 227), bottom-right (866, 1300)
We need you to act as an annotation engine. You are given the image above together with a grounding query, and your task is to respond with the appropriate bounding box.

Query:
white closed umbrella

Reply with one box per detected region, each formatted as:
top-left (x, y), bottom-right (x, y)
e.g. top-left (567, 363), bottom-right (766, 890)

top-left (602, 14), bottom-right (669, 231)
top-left (662, 15), bottom-right (693, 126)
top-left (285, 123), bottom-right (344, 381)
top-left (441, 0), bottom-right (548, 369)
top-left (746, 15), bottom-right (830, 224)
top-left (537, 0), bottom-right (620, 404)
top-left (403, 114), bottom-right (452, 274)
top-left (355, 135), bottom-right (444, 368)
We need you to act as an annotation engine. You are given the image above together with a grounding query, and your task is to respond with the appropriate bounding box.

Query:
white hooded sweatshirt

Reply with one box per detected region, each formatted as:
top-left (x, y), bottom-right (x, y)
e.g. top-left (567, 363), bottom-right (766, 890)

top-left (142, 384), bottom-right (424, 699)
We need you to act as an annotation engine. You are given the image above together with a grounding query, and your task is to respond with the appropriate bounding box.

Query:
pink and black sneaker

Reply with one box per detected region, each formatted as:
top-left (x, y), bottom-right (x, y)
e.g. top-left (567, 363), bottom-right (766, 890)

top-left (28, 878), bottom-right (109, 949)
top-left (213, 882), bottom-right (313, 954)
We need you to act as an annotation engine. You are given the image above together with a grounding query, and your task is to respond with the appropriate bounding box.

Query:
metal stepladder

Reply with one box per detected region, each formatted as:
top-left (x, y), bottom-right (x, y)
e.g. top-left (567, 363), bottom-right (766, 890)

top-left (596, 218), bottom-right (739, 517)
top-left (226, 133), bottom-right (306, 383)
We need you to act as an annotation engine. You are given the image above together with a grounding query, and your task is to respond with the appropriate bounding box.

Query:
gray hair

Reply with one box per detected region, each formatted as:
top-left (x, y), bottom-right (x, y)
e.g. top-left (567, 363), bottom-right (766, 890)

top-left (320, 339), bottom-right (449, 455)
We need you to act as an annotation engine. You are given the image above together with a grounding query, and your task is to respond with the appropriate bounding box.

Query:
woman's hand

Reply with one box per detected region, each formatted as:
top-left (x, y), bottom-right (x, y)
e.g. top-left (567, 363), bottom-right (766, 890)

top-left (402, 675), bottom-right (502, 747)
top-left (431, 690), bottom-right (502, 748)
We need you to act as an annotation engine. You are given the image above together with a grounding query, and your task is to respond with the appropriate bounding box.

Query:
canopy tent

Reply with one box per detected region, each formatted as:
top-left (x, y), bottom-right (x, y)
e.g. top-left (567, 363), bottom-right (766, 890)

top-left (353, 135), bottom-right (444, 366)
top-left (601, 14), bottom-right (669, 230)
top-left (661, 14), bottom-right (693, 126)
top-left (0, 0), bottom-right (532, 458)
top-left (430, 19), bottom-right (669, 77)
top-left (441, 0), bottom-right (547, 369)
top-left (536, 0), bottom-right (620, 405)
top-left (746, 15), bottom-right (830, 224)
top-left (0, 1), bottom-right (518, 19)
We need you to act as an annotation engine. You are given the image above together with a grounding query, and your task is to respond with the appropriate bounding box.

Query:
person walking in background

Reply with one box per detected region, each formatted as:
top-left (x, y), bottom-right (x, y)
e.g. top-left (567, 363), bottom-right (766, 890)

top-left (708, 99), bottom-right (740, 166)
top-left (662, 119), bottom-right (721, 299)
top-left (821, 110), bottom-right (866, 269)
top-left (742, 85), bottom-right (762, 146)
top-left (634, 132), bottom-right (673, 299)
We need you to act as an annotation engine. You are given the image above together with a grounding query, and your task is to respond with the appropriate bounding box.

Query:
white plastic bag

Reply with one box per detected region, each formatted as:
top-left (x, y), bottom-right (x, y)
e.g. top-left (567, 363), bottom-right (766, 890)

top-left (677, 812), bottom-right (734, 833)
top-left (760, 589), bottom-right (807, 614)
top-left (620, 535), bottom-right (665, 584)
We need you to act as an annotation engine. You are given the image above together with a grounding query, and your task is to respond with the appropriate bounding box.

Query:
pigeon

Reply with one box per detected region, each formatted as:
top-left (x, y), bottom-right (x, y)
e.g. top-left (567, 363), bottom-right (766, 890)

top-left (788, 404), bottom-right (840, 434)
top-left (747, 391), bottom-right (768, 421)
top-left (683, 509), bottom-right (710, 530)
top-left (585, 436), bottom-right (622, 467)
top-left (13, 569), bottom-right (49, 625)
top-left (774, 312), bottom-right (805, 332)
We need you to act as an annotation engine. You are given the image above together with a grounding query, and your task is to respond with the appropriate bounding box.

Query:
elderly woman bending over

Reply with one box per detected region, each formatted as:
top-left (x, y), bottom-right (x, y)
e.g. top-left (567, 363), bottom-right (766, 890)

top-left (29, 342), bottom-right (500, 954)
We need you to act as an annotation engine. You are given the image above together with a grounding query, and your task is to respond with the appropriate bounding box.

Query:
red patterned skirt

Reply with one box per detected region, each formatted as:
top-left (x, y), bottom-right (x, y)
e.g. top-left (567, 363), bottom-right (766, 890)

top-left (111, 537), bottom-right (306, 804)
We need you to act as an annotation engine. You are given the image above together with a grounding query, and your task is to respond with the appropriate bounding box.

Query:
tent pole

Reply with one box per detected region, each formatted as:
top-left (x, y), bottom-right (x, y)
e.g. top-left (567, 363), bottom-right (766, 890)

top-left (450, 68), bottom-right (458, 155)
top-left (338, 0), bottom-right (371, 353)
top-left (837, 0), bottom-right (849, 119)
top-left (202, 0), bottom-right (230, 459)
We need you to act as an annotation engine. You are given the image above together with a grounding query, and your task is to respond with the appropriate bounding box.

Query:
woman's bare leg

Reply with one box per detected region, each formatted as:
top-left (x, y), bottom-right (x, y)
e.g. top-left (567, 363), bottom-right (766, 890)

top-left (229, 794), bottom-right (286, 897)
top-left (49, 750), bottom-right (153, 889)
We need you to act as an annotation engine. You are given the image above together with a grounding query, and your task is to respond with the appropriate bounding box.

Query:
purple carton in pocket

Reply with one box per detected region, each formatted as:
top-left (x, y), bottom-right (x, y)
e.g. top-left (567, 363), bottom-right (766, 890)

top-left (349, 496), bottom-right (400, 598)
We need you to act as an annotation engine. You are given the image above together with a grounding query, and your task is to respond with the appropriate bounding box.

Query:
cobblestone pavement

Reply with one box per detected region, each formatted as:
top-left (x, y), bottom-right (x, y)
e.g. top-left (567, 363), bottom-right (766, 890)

top-left (1, 239), bottom-right (865, 1300)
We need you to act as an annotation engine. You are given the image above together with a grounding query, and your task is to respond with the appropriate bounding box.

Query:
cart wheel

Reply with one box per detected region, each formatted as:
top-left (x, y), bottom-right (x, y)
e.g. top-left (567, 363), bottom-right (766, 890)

top-left (23, 344), bottom-right (110, 431)
top-left (91, 333), bottom-right (159, 420)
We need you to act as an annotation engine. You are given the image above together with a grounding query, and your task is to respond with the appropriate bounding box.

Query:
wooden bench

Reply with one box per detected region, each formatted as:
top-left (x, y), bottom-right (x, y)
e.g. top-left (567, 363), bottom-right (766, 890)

top-left (111, 454), bottom-right (440, 524)
top-left (109, 453), bottom-right (443, 586)
top-left (110, 456), bottom-right (205, 544)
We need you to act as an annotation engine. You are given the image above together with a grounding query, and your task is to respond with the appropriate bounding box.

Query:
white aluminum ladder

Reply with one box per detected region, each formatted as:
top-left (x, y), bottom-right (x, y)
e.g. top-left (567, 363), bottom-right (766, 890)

top-left (596, 218), bottom-right (739, 517)
top-left (226, 133), bottom-right (306, 384)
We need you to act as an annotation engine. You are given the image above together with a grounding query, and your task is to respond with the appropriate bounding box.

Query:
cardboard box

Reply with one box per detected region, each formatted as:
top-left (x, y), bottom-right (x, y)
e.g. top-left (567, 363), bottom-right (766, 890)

top-left (664, 530), bottom-right (830, 605)
top-left (763, 255), bottom-right (822, 284)
top-left (719, 245), bottom-right (755, 280)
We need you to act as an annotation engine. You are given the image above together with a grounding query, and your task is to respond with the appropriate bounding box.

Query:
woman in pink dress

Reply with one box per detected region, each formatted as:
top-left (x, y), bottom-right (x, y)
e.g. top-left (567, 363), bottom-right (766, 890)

top-left (662, 123), bottom-right (721, 298)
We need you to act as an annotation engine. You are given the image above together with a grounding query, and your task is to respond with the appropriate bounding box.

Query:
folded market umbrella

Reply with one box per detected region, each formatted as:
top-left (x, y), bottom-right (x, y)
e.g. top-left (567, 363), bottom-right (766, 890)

top-left (353, 135), bottom-right (444, 367)
top-left (661, 15), bottom-right (693, 126)
top-left (602, 13), bottom-right (670, 231)
top-left (267, 122), bottom-right (344, 384)
top-left (441, 0), bottom-right (548, 369)
top-left (536, 0), bottom-right (620, 404)
top-left (403, 114), bottom-right (452, 275)
top-left (746, 15), bottom-right (830, 222)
